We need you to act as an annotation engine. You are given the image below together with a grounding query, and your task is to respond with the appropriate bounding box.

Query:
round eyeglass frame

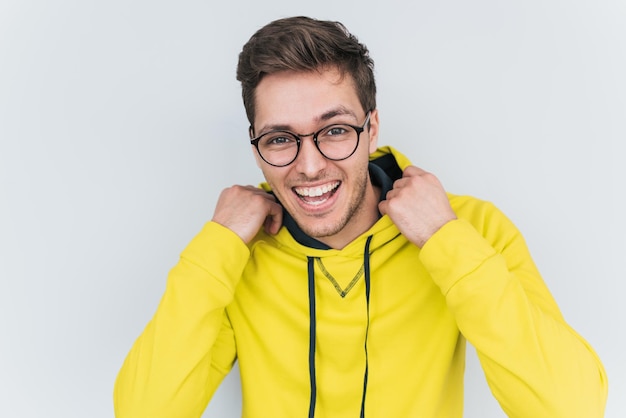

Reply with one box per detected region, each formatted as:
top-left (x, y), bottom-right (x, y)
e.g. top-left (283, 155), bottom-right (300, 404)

top-left (250, 111), bottom-right (372, 167)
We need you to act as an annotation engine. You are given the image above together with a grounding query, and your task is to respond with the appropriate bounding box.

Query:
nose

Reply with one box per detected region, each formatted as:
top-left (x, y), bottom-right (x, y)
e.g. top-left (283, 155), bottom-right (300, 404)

top-left (292, 135), bottom-right (327, 177)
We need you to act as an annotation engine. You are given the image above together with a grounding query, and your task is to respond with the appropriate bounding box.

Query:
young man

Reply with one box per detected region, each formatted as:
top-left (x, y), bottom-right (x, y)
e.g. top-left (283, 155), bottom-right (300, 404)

top-left (114, 16), bottom-right (607, 417)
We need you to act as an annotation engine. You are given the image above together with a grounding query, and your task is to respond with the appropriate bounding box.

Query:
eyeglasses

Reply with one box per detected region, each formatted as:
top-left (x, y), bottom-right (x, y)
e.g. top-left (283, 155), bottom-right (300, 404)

top-left (250, 112), bottom-right (371, 167)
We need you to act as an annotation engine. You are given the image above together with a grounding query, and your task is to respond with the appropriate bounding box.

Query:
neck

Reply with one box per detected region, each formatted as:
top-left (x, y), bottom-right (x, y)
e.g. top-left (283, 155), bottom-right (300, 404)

top-left (316, 181), bottom-right (381, 250)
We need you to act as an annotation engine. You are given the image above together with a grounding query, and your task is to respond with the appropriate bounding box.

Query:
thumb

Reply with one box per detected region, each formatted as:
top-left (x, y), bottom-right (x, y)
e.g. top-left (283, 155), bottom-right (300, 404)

top-left (403, 165), bottom-right (427, 178)
top-left (264, 202), bottom-right (283, 235)
top-left (378, 200), bottom-right (388, 216)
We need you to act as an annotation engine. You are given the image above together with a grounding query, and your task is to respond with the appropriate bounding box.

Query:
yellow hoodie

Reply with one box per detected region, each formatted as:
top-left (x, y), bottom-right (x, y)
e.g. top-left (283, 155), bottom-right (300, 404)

top-left (114, 146), bottom-right (607, 417)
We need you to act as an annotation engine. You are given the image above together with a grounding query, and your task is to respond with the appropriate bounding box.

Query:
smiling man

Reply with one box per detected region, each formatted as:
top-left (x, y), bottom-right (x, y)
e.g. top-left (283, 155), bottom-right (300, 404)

top-left (114, 16), bottom-right (607, 418)
top-left (250, 69), bottom-right (382, 249)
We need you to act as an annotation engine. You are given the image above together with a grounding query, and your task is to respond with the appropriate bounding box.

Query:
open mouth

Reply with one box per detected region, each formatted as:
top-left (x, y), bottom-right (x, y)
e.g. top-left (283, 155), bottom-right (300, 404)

top-left (293, 181), bottom-right (341, 206)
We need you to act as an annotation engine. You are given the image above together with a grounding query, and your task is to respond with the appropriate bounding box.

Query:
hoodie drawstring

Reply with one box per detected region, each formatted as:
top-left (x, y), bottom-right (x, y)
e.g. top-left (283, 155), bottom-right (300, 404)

top-left (360, 235), bottom-right (373, 417)
top-left (307, 256), bottom-right (317, 418)
top-left (307, 235), bottom-right (374, 418)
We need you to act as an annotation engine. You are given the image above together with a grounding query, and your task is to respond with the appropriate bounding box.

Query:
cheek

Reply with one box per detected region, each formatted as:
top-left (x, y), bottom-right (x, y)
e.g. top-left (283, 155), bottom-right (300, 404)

top-left (260, 167), bottom-right (288, 192)
top-left (251, 146), bottom-right (263, 169)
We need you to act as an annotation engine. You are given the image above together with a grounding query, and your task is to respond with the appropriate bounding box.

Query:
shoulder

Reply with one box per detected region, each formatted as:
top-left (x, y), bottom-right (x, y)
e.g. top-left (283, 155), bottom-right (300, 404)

top-left (447, 194), bottom-right (524, 252)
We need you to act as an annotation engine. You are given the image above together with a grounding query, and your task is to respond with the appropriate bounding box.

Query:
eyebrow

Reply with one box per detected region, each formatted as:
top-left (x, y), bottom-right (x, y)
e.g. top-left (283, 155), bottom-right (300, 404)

top-left (318, 106), bottom-right (358, 123)
top-left (257, 106), bottom-right (358, 135)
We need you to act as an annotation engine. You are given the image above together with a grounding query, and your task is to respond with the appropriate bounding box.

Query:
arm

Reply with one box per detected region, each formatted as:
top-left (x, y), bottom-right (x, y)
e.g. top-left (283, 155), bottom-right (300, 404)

top-left (113, 222), bottom-right (247, 417)
top-left (114, 185), bottom-right (283, 417)
top-left (420, 207), bottom-right (608, 417)
top-left (380, 166), bottom-right (608, 417)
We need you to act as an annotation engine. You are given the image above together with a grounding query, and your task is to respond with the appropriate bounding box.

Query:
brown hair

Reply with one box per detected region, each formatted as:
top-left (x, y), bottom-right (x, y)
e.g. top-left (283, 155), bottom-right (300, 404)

top-left (236, 16), bottom-right (376, 126)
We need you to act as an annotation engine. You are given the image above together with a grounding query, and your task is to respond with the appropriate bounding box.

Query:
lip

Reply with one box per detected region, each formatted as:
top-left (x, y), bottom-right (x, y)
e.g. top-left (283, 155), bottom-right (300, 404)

top-left (291, 181), bottom-right (341, 214)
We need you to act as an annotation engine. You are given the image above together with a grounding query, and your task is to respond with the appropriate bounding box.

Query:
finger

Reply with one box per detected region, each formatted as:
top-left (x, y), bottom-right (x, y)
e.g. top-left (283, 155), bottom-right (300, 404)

top-left (388, 176), bottom-right (415, 197)
top-left (383, 187), bottom-right (397, 201)
top-left (403, 165), bottom-right (429, 177)
top-left (264, 201), bottom-right (283, 235)
top-left (378, 200), bottom-right (388, 216)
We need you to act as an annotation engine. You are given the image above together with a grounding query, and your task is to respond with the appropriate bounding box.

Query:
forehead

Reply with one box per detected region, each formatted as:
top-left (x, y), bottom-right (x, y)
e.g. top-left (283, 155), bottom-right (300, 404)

top-left (254, 67), bottom-right (362, 129)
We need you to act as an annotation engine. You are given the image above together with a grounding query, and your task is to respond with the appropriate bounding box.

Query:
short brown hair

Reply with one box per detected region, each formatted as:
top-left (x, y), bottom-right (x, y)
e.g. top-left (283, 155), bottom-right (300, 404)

top-left (236, 16), bottom-right (376, 126)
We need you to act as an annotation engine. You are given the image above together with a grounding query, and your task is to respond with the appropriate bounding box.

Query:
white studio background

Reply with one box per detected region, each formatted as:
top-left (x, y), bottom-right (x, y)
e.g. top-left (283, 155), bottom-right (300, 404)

top-left (0, 0), bottom-right (624, 417)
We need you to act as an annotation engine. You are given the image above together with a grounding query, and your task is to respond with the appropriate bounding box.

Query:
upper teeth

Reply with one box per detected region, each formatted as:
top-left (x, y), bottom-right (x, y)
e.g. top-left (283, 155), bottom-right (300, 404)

top-left (295, 182), bottom-right (339, 197)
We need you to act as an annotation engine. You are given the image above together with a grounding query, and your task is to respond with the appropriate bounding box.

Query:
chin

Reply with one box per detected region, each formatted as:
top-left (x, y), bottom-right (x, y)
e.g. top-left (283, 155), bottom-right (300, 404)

top-left (297, 216), bottom-right (345, 239)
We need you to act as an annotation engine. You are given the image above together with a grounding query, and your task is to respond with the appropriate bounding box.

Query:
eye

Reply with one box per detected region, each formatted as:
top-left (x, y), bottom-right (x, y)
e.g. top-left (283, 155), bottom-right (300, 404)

top-left (262, 132), bottom-right (296, 147)
top-left (326, 126), bottom-right (348, 136)
top-left (319, 125), bottom-right (352, 141)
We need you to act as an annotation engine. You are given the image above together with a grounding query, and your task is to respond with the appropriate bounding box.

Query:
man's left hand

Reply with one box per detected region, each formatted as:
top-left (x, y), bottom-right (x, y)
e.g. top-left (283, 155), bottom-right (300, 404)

top-left (378, 165), bottom-right (457, 248)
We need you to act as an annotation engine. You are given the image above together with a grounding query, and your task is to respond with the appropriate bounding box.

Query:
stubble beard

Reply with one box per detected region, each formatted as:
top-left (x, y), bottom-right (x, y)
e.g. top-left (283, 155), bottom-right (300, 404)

top-left (297, 164), bottom-right (371, 240)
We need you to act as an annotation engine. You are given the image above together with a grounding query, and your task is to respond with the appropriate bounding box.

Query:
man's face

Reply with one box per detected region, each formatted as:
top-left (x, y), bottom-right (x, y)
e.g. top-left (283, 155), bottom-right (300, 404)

top-left (252, 67), bottom-right (380, 248)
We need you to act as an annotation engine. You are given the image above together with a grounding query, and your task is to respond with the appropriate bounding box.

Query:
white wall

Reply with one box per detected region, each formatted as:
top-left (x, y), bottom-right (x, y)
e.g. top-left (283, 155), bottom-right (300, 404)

top-left (1, 0), bottom-right (624, 417)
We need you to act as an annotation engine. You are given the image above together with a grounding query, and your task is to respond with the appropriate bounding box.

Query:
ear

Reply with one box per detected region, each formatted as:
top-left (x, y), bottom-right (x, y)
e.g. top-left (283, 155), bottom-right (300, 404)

top-left (367, 109), bottom-right (380, 154)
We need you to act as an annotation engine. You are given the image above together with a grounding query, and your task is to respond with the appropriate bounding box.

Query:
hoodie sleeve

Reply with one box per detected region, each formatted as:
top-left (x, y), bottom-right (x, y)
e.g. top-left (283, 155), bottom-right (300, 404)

top-left (418, 200), bottom-right (608, 418)
top-left (113, 221), bottom-right (249, 418)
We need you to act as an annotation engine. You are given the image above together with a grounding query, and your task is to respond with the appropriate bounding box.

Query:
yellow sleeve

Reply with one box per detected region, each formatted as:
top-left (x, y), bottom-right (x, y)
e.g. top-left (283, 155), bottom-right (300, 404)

top-left (113, 222), bottom-right (249, 417)
top-left (419, 201), bottom-right (608, 418)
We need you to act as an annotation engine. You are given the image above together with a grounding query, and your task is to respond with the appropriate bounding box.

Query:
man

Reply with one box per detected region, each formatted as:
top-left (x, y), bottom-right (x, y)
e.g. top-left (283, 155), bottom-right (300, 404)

top-left (114, 16), bottom-right (607, 417)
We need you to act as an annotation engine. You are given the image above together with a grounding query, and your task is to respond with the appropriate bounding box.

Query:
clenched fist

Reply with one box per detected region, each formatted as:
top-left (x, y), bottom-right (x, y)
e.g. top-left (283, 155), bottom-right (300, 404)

top-left (379, 166), bottom-right (456, 248)
top-left (211, 185), bottom-right (283, 244)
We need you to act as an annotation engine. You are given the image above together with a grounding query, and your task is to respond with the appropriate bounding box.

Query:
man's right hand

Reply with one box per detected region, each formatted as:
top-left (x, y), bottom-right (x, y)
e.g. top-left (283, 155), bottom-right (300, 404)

top-left (211, 185), bottom-right (283, 244)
